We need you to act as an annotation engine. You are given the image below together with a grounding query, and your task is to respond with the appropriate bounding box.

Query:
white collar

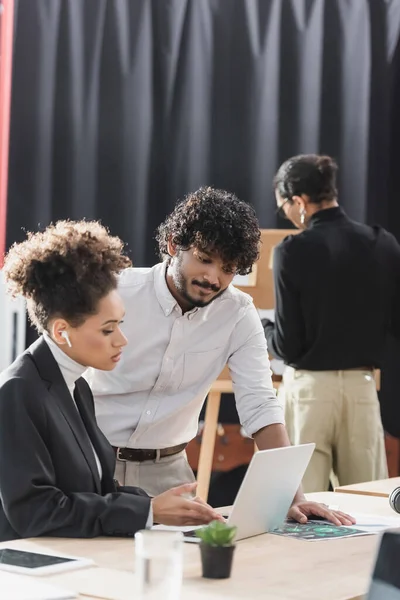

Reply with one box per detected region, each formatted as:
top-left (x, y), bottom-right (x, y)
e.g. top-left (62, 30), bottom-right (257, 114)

top-left (153, 262), bottom-right (179, 316)
top-left (43, 333), bottom-right (86, 391)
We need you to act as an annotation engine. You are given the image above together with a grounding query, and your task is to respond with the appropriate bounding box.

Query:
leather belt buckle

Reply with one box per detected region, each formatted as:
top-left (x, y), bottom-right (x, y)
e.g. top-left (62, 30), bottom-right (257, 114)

top-left (116, 447), bottom-right (127, 462)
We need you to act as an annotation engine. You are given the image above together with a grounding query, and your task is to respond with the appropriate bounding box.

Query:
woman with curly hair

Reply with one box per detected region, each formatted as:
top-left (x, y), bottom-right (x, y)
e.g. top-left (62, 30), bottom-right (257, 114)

top-left (87, 188), bottom-right (354, 527)
top-left (0, 220), bottom-right (220, 542)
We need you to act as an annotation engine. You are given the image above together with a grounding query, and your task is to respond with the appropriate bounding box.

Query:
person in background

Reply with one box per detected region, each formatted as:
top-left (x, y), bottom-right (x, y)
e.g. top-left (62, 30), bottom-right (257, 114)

top-left (0, 220), bottom-right (221, 542)
top-left (87, 186), bottom-right (354, 526)
top-left (263, 154), bottom-right (400, 492)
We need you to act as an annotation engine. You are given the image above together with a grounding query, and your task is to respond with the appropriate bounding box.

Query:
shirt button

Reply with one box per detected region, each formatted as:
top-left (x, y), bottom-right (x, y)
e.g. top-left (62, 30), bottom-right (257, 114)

top-left (146, 410), bottom-right (151, 415)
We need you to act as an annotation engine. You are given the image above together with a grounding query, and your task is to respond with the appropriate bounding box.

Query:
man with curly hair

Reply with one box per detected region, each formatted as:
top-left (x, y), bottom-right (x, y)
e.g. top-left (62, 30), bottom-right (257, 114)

top-left (86, 187), bottom-right (354, 525)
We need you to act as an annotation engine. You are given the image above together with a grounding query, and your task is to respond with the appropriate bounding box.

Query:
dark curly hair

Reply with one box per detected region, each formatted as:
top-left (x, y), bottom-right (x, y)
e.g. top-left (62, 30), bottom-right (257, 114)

top-left (3, 220), bottom-right (131, 332)
top-left (156, 187), bottom-right (260, 275)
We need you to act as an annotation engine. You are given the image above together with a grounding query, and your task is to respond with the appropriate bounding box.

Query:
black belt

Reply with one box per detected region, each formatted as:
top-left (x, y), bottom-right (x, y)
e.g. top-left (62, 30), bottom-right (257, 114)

top-left (112, 443), bottom-right (187, 463)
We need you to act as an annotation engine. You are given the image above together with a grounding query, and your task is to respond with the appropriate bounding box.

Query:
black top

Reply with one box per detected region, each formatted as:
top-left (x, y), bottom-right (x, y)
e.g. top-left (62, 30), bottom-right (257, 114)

top-left (0, 337), bottom-right (150, 541)
top-left (264, 207), bottom-right (400, 370)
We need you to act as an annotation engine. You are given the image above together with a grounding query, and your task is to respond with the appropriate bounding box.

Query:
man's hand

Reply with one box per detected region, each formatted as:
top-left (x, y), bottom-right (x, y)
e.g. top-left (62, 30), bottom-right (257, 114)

top-left (152, 483), bottom-right (223, 526)
top-left (288, 501), bottom-right (356, 526)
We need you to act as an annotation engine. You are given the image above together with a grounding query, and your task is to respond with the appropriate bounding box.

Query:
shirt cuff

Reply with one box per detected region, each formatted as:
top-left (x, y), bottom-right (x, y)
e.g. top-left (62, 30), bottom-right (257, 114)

top-left (146, 502), bottom-right (153, 528)
top-left (244, 407), bottom-right (285, 438)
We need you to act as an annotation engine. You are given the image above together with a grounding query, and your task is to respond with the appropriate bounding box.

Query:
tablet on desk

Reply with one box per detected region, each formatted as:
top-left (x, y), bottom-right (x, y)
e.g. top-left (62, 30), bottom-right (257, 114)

top-left (0, 548), bottom-right (94, 576)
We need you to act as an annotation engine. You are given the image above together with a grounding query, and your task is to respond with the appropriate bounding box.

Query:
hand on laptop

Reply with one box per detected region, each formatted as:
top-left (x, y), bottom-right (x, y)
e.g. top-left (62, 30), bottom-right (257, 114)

top-left (287, 500), bottom-right (356, 526)
top-left (152, 482), bottom-right (224, 526)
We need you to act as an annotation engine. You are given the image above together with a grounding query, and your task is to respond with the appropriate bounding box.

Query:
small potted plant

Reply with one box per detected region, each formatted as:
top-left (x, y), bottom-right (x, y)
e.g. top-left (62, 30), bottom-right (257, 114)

top-left (196, 520), bottom-right (237, 579)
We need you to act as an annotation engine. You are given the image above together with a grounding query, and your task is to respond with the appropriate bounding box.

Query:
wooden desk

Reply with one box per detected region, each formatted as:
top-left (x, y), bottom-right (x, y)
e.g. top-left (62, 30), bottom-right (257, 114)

top-left (3, 492), bottom-right (398, 600)
top-left (306, 490), bottom-right (394, 516)
top-left (335, 476), bottom-right (400, 498)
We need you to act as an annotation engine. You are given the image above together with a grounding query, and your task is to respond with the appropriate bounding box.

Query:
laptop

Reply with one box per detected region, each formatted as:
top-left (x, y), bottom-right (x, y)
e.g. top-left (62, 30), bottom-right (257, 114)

top-left (164, 443), bottom-right (315, 542)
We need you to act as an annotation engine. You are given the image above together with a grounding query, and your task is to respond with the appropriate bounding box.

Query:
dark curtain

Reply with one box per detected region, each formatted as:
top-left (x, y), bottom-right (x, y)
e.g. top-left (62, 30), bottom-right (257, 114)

top-left (7, 0), bottom-right (400, 433)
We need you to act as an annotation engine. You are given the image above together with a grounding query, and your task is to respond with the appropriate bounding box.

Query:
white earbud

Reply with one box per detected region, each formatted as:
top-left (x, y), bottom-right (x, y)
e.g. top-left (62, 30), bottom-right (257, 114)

top-left (60, 331), bottom-right (72, 348)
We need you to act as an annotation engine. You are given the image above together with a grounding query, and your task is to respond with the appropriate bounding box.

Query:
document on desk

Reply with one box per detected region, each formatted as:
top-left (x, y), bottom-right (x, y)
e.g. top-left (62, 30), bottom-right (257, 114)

top-left (55, 568), bottom-right (138, 600)
top-left (0, 570), bottom-right (77, 599)
top-left (271, 513), bottom-right (400, 541)
top-left (152, 524), bottom-right (202, 532)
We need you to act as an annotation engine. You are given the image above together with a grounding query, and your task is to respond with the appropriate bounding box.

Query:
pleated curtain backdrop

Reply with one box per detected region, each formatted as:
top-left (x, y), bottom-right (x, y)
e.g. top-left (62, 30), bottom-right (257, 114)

top-left (6, 0), bottom-right (400, 434)
top-left (8, 0), bottom-right (400, 261)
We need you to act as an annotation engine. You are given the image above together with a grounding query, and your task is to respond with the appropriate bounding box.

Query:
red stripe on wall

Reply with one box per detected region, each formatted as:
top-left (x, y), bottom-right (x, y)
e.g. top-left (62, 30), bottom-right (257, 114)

top-left (0, 0), bottom-right (15, 267)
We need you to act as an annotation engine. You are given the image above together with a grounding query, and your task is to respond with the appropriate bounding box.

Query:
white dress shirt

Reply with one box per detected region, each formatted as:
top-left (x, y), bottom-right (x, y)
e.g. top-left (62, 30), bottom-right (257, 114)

top-left (85, 262), bottom-right (284, 449)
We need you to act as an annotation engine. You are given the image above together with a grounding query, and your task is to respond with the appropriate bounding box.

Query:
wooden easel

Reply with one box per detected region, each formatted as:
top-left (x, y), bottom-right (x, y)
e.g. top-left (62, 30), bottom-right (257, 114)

top-left (196, 229), bottom-right (296, 500)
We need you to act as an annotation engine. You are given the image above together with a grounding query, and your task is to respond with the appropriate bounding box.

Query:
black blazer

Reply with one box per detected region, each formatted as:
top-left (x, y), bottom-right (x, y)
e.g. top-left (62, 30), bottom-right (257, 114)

top-left (0, 337), bottom-right (151, 541)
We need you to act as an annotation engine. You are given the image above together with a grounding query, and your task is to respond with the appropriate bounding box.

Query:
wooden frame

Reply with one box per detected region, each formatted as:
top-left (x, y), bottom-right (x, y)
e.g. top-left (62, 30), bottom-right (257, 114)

top-left (235, 228), bottom-right (297, 308)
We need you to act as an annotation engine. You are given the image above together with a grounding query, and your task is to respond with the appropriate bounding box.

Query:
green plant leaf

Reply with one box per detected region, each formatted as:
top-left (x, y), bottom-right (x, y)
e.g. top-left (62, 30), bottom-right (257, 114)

top-left (195, 520), bottom-right (237, 546)
top-left (196, 527), bottom-right (214, 544)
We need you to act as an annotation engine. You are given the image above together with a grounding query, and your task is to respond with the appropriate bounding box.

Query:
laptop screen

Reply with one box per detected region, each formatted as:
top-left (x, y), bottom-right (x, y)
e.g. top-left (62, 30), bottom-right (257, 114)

top-left (367, 532), bottom-right (400, 599)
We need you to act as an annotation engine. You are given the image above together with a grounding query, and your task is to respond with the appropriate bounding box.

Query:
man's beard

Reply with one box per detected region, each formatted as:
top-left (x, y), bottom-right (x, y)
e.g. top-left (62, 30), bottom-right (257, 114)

top-left (173, 268), bottom-right (225, 308)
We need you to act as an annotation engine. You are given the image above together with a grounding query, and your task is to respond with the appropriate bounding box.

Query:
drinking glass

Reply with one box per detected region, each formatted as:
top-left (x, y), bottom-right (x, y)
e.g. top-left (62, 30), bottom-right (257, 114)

top-left (135, 530), bottom-right (184, 599)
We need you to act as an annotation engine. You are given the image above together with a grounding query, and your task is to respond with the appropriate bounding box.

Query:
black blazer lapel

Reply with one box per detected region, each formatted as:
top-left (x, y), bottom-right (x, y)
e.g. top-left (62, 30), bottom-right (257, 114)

top-left (29, 338), bottom-right (102, 494)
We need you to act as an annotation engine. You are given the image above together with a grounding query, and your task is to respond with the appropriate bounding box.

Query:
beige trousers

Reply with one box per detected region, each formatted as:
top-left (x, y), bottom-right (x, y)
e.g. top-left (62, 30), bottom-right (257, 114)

top-left (279, 367), bottom-right (388, 493)
top-left (114, 450), bottom-right (196, 497)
